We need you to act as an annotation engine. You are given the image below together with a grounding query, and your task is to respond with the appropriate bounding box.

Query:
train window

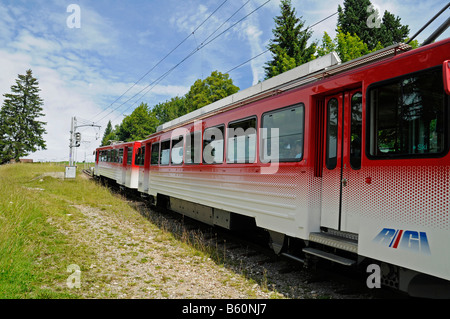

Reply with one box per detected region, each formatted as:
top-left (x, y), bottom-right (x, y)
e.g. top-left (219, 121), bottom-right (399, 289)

top-left (140, 146), bottom-right (146, 166)
top-left (160, 140), bottom-right (171, 165)
top-left (127, 148), bottom-right (133, 165)
top-left (261, 104), bottom-right (304, 162)
top-left (185, 131), bottom-right (201, 164)
top-left (368, 67), bottom-right (447, 158)
top-left (350, 93), bottom-right (362, 169)
top-left (203, 125), bottom-right (224, 164)
top-left (151, 143), bottom-right (160, 165)
top-left (118, 149), bottom-right (124, 164)
top-left (326, 98), bottom-right (338, 170)
top-left (135, 148), bottom-right (140, 165)
top-left (135, 146), bottom-right (145, 166)
top-left (227, 117), bottom-right (257, 164)
top-left (171, 136), bottom-right (184, 165)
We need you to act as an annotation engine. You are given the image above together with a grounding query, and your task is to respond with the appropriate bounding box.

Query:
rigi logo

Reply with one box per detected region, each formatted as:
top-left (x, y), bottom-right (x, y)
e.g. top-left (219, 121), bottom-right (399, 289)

top-left (373, 228), bottom-right (431, 255)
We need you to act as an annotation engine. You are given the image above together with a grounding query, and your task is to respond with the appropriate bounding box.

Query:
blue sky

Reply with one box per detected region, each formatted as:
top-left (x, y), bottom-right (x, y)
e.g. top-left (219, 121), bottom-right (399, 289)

top-left (0, 0), bottom-right (448, 162)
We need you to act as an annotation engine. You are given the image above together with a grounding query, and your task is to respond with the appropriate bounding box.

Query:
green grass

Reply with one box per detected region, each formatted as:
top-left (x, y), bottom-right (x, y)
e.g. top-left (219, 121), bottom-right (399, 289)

top-left (0, 163), bottom-right (126, 299)
top-left (0, 164), bottom-right (71, 298)
top-left (0, 163), bottom-right (288, 299)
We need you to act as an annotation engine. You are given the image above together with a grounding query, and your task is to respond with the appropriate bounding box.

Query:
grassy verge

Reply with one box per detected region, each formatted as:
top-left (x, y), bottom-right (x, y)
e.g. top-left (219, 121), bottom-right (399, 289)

top-left (0, 163), bottom-right (137, 298)
top-left (0, 163), bottom-right (291, 299)
top-left (0, 163), bottom-right (70, 298)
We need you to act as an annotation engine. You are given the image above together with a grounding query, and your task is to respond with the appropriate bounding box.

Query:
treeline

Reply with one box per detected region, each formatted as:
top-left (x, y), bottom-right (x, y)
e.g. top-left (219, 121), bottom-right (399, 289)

top-left (101, 0), bottom-right (419, 146)
top-left (101, 71), bottom-right (239, 145)
top-left (265, 0), bottom-right (418, 78)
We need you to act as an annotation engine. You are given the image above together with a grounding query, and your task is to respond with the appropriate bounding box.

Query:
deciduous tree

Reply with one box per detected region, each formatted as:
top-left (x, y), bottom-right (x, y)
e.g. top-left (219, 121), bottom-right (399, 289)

top-left (116, 103), bottom-right (158, 142)
top-left (185, 71), bottom-right (239, 113)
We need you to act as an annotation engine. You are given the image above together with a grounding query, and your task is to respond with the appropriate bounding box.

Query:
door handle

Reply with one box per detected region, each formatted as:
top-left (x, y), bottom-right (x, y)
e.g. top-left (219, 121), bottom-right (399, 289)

top-left (342, 178), bottom-right (347, 187)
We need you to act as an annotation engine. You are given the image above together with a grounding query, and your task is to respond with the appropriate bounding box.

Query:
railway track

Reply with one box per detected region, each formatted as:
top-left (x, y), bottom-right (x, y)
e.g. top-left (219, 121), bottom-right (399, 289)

top-left (84, 170), bottom-right (407, 299)
top-left (82, 169), bottom-right (94, 177)
top-left (139, 202), bottom-right (408, 299)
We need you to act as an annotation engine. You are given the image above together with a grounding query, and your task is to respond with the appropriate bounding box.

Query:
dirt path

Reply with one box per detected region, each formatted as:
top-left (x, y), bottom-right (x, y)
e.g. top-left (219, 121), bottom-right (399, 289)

top-left (61, 204), bottom-right (280, 299)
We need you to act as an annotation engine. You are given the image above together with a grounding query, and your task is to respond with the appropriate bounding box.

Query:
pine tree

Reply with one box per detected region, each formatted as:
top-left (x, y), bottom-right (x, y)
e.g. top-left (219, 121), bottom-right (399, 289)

top-left (337, 0), bottom-right (379, 50)
top-left (0, 69), bottom-right (46, 163)
top-left (337, 0), bottom-right (410, 51)
top-left (379, 11), bottom-right (410, 47)
top-left (264, 0), bottom-right (316, 79)
top-left (101, 120), bottom-right (113, 146)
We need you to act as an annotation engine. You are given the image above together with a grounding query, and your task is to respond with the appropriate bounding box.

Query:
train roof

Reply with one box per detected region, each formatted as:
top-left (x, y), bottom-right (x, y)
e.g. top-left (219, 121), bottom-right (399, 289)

top-left (155, 42), bottom-right (412, 134)
top-left (97, 140), bottom-right (142, 150)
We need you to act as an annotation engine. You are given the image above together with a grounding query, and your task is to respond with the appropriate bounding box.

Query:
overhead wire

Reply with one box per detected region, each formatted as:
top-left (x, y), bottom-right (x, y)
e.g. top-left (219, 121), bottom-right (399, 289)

top-left (94, 2), bottom-right (335, 129)
top-left (226, 10), bottom-right (339, 74)
top-left (103, 0), bottom-right (269, 125)
top-left (89, 0), bottom-right (229, 124)
top-left (113, 0), bottom-right (253, 117)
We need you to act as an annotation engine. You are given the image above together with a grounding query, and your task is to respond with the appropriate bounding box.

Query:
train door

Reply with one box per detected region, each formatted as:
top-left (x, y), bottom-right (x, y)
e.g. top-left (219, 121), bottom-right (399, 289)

top-left (320, 89), bottom-right (362, 234)
top-left (123, 146), bottom-right (131, 185)
top-left (139, 142), bottom-right (151, 193)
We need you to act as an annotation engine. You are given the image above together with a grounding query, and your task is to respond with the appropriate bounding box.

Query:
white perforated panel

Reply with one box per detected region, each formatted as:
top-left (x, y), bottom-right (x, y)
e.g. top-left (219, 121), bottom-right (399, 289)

top-left (357, 166), bottom-right (450, 230)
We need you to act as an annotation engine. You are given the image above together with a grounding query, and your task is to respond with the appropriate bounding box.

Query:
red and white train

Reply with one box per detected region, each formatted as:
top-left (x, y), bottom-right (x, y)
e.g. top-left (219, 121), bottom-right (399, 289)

top-left (96, 140), bottom-right (142, 190)
top-left (95, 37), bottom-right (450, 297)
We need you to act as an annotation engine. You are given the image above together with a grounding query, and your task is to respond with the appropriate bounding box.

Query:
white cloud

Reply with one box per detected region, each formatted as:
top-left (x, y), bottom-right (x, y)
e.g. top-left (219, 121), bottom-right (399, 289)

top-left (8, 29), bottom-right (62, 54)
top-left (242, 4), bottom-right (267, 85)
top-left (1, 0), bottom-right (447, 163)
top-left (0, 3), bottom-right (126, 161)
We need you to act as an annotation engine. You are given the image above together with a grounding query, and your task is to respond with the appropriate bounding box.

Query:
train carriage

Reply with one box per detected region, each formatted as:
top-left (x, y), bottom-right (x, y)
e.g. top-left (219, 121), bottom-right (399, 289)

top-left (96, 37), bottom-right (450, 296)
top-left (94, 141), bottom-right (142, 189)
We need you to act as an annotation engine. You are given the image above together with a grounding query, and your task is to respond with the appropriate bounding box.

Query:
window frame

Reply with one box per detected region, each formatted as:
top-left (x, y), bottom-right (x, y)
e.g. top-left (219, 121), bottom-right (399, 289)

top-left (126, 147), bottom-right (133, 165)
top-left (118, 148), bottom-right (124, 164)
top-left (135, 146), bottom-right (145, 166)
top-left (185, 131), bottom-right (202, 165)
top-left (260, 103), bottom-right (305, 163)
top-left (226, 116), bottom-right (257, 164)
top-left (171, 135), bottom-right (184, 165)
top-left (151, 142), bottom-right (160, 166)
top-left (350, 92), bottom-right (362, 170)
top-left (366, 65), bottom-right (449, 160)
top-left (326, 98), bottom-right (338, 170)
top-left (203, 124), bottom-right (225, 165)
top-left (159, 139), bottom-right (171, 166)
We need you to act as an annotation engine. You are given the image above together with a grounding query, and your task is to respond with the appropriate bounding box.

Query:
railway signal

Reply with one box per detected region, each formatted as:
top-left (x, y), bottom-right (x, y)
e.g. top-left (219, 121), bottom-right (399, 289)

top-left (67, 116), bottom-right (100, 178)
